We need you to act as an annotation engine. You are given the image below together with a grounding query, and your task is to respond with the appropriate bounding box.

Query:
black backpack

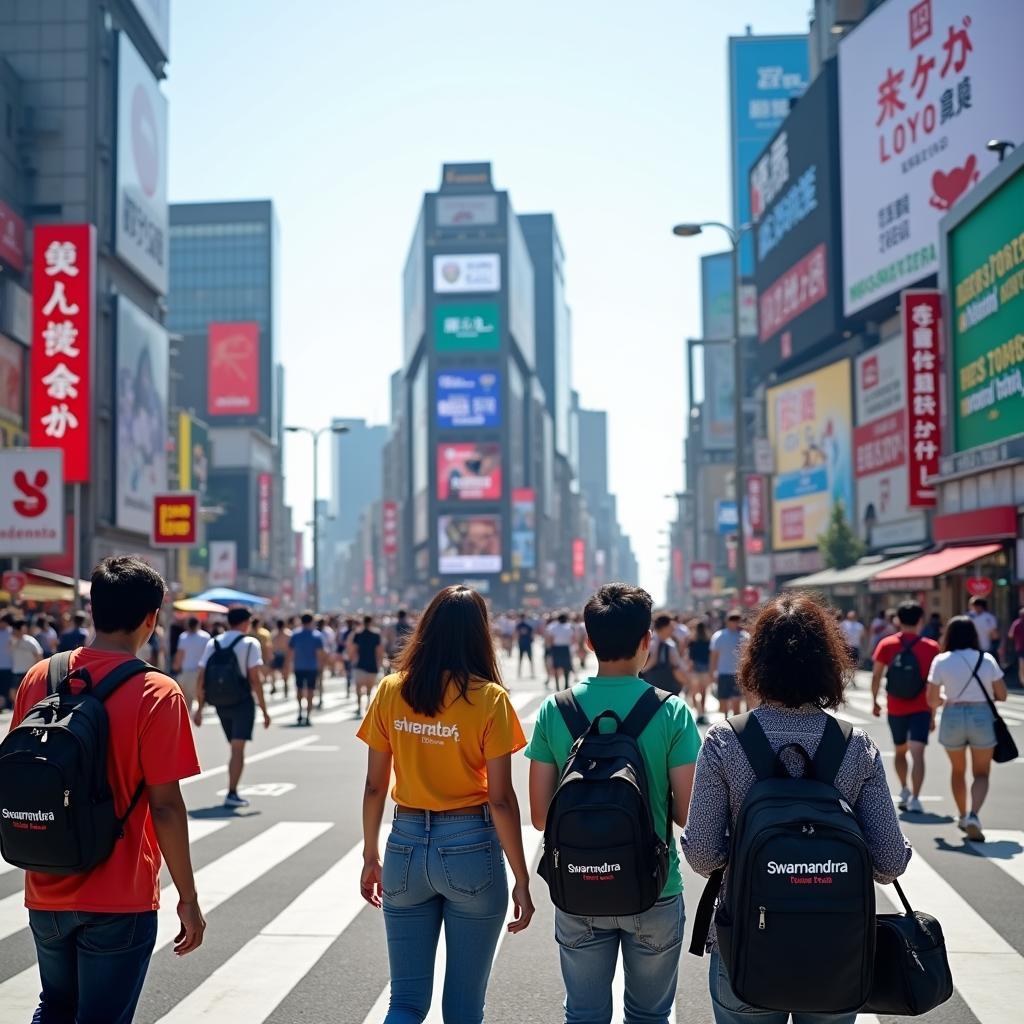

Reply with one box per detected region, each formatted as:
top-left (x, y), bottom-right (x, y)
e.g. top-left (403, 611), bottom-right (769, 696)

top-left (641, 640), bottom-right (681, 695)
top-left (886, 635), bottom-right (924, 699)
top-left (0, 652), bottom-right (149, 875)
top-left (203, 635), bottom-right (251, 707)
top-left (690, 713), bottom-right (875, 1015)
top-left (538, 686), bottom-right (673, 917)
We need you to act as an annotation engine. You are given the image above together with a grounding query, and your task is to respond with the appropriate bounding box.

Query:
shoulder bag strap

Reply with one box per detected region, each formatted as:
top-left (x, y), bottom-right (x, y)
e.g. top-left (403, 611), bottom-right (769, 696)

top-left (689, 867), bottom-right (725, 956)
top-left (970, 653), bottom-right (1003, 721)
top-left (811, 715), bottom-right (853, 784)
top-left (891, 877), bottom-right (914, 915)
top-left (728, 711), bottom-right (777, 782)
top-left (553, 689), bottom-right (590, 741)
top-left (46, 651), bottom-right (74, 695)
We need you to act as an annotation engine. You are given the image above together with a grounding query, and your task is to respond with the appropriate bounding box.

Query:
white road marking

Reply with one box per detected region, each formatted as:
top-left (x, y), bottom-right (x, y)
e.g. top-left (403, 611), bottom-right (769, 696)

top-left (215, 783), bottom-right (296, 798)
top-left (181, 734), bottom-right (322, 786)
top-left (0, 820), bottom-right (332, 1016)
top-left (969, 829), bottom-right (1024, 887)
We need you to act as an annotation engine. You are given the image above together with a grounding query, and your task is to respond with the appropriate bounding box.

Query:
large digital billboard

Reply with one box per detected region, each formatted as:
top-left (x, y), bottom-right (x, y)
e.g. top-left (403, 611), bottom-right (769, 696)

top-left (436, 369), bottom-right (500, 428)
top-left (208, 322), bottom-right (260, 417)
top-left (437, 442), bottom-right (502, 501)
top-left (432, 253), bottom-right (501, 293)
top-left (434, 302), bottom-right (501, 352)
top-left (438, 514), bottom-right (502, 574)
top-left (839, 0), bottom-right (1024, 315)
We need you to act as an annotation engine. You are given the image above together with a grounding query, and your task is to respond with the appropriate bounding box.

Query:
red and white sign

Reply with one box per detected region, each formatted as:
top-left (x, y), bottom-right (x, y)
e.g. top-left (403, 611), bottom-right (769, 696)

top-left (436, 442), bottom-right (502, 501)
top-left (690, 562), bottom-right (713, 592)
top-left (572, 538), bottom-right (586, 579)
top-left (741, 586), bottom-right (761, 608)
top-left (903, 290), bottom-right (941, 506)
top-left (2, 570), bottom-right (27, 595)
top-left (257, 472), bottom-right (272, 562)
top-left (746, 475), bottom-right (766, 534)
top-left (30, 224), bottom-right (93, 483)
top-left (759, 243), bottom-right (828, 342)
top-left (208, 322), bottom-right (260, 417)
top-left (363, 556), bottom-right (375, 595)
top-left (382, 501), bottom-right (399, 556)
top-left (965, 576), bottom-right (992, 597)
top-left (151, 491), bottom-right (198, 547)
top-left (672, 548), bottom-right (684, 585)
top-left (208, 540), bottom-right (237, 586)
top-left (0, 199), bottom-right (25, 271)
top-left (0, 448), bottom-right (64, 555)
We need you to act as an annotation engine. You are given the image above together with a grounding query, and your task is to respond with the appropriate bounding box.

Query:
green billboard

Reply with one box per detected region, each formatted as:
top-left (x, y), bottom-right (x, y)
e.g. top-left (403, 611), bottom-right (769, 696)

top-left (949, 165), bottom-right (1024, 452)
top-left (434, 302), bottom-right (500, 352)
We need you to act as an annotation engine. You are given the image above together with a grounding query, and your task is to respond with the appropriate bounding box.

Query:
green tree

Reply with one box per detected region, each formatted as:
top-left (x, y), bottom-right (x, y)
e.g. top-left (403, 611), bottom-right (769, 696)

top-left (818, 500), bottom-right (864, 570)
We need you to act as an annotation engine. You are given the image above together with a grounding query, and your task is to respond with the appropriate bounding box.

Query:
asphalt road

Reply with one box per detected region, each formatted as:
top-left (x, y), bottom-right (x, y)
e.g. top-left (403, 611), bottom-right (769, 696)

top-left (0, 656), bottom-right (1022, 1023)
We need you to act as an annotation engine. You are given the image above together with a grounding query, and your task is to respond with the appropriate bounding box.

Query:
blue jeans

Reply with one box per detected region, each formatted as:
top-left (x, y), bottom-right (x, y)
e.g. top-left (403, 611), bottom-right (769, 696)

top-left (381, 809), bottom-right (508, 1023)
top-left (708, 950), bottom-right (857, 1024)
top-left (555, 893), bottom-right (684, 1024)
top-left (28, 909), bottom-right (158, 1024)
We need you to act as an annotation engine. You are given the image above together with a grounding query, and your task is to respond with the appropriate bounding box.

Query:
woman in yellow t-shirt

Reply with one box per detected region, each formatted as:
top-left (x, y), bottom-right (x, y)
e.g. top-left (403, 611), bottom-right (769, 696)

top-left (357, 585), bottom-right (534, 1023)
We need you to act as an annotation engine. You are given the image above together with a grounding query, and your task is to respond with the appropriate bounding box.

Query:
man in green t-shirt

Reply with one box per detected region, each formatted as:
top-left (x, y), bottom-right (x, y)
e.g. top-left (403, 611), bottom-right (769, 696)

top-left (526, 583), bottom-right (701, 1024)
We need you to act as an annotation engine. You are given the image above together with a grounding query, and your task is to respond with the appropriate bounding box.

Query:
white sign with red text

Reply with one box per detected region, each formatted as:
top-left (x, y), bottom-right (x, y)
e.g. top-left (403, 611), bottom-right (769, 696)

top-left (0, 448), bottom-right (64, 555)
top-left (839, 0), bottom-right (1024, 315)
top-left (903, 290), bottom-right (942, 506)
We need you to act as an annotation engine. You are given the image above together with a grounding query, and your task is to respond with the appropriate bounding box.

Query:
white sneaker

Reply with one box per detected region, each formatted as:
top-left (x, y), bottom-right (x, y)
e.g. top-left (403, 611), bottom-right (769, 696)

top-left (907, 796), bottom-right (924, 814)
top-left (897, 788), bottom-right (911, 810)
top-left (964, 814), bottom-right (985, 842)
top-left (957, 815), bottom-right (970, 832)
top-left (223, 792), bottom-right (250, 808)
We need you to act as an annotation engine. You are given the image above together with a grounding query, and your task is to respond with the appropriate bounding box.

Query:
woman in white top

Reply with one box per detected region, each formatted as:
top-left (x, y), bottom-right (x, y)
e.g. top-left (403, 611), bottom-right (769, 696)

top-left (927, 615), bottom-right (1008, 842)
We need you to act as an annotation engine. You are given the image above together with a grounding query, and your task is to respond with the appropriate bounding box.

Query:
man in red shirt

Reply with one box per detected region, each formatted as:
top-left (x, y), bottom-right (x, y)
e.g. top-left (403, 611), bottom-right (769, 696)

top-left (9, 556), bottom-right (204, 1023)
top-left (871, 601), bottom-right (939, 815)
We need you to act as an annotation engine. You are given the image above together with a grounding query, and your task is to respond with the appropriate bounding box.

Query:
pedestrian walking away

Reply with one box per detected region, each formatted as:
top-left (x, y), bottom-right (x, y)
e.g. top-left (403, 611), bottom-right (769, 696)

top-left (57, 611), bottom-right (90, 653)
top-left (516, 613), bottom-right (535, 678)
top-left (193, 606), bottom-right (270, 808)
top-left (288, 611), bottom-right (326, 726)
top-left (710, 612), bottom-right (748, 718)
top-left (8, 618), bottom-right (43, 708)
top-left (871, 601), bottom-right (939, 814)
top-left (688, 620), bottom-right (712, 724)
top-left (968, 596), bottom-right (999, 654)
top-left (270, 618), bottom-right (292, 696)
top-left (839, 609), bottom-right (865, 670)
top-left (927, 615), bottom-right (1009, 842)
top-left (172, 616), bottom-right (211, 712)
top-left (348, 615), bottom-right (384, 718)
top-left (358, 585), bottom-right (534, 1024)
top-left (683, 592), bottom-right (911, 1024)
top-left (547, 612), bottom-right (576, 691)
top-left (527, 583), bottom-right (700, 1024)
top-left (0, 556), bottom-right (205, 1024)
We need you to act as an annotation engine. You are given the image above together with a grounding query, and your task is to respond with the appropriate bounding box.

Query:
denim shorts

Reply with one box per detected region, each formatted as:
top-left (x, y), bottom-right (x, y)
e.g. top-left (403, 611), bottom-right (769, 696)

top-left (939, 703), bottom-right (996, 750)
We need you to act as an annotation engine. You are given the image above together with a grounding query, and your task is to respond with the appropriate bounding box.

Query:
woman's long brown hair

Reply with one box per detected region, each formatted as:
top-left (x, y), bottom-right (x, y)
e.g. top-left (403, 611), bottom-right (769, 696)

top-left (393, 585), bottom-right (502, 717)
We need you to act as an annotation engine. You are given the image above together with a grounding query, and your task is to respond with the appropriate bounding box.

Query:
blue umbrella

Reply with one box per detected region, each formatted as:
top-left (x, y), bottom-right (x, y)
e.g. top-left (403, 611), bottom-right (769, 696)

top-left (192, 587), bottom-right (270, 607)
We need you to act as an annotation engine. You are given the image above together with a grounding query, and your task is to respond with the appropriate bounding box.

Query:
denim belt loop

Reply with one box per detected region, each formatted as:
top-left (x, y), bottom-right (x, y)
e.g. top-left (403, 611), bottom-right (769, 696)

top-left (424, 808), bottom-right (431, 833)
top-left (482, 804), bottom-right (491, 824)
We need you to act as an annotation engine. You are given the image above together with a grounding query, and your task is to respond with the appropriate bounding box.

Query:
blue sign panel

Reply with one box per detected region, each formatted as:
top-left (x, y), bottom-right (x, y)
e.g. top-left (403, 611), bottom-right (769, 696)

top-left (436, 369), bottom-right (501, 428)
top-left (729, 35), bottom-right (809, 277)
top-left (716, 500), bottom-right (739, 534)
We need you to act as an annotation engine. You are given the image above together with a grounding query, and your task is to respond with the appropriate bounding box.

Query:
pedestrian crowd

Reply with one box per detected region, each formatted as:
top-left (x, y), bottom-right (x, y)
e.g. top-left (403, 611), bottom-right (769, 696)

top-left (0, 557), bottom-right (1018, 1022)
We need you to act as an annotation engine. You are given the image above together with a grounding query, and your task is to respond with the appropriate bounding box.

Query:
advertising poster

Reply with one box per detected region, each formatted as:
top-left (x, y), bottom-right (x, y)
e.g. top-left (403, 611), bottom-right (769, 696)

top-left (115, 295), bottom-right (168, 533)
top-left (0, 448), bottom-right (64, 556)
top-left (115, 32), bottom-right (168, 294)
top-left (436, 369), bottom-right (500, 428)
top-left (572, 538), bottom-right (586, 579)
top-left (151, 493), bottom-right (198, 547)
top-left (432, 253), bottom-right (501, 293)
top-left (729, 34), bottom-right (809, 276)
top-left (0, 199), bottom-right (25, 271)
top-left (751, 60), bottom-right (845, 374)
top-left (0, 334), bottom-right (23, 426)
top-left (438, 514), bottom-right (502, 574)
top-left (948, 162), bottom-right (1024, 451)
top-left (511, 487), bottom-right (536, 570)
top-left (436, 195), bottom-right (499, 228)
top-left (437, 442), bottom-right (502, 501)
top-left (209, 539), bottom-right (237, 586)
top-left (434, 302), bottom-right (501, 352)
top-left (176, 412), bottom-right (210, 496)
top-left (208, 322), bottom-right (260, 417)
top-left (839, 0), bottom-right (1024, 315)
top-left (767, 360), bottom-right (853, 550)
top-left (702, 343), bottom-right (735, 450)
top-left (701, 251), bottom-right (734, 340)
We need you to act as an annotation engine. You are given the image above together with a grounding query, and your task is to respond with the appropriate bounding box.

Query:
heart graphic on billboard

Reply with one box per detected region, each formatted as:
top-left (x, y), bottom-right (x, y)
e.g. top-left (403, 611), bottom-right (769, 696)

top-left (928, 154), bottom-right (979, 212)
top-left (131, 84), bottom-right (159, 198)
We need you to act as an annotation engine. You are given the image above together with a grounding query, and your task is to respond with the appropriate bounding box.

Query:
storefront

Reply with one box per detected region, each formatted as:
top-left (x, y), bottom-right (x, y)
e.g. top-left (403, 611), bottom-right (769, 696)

top-left (784, 554), bottom-right (915, 617)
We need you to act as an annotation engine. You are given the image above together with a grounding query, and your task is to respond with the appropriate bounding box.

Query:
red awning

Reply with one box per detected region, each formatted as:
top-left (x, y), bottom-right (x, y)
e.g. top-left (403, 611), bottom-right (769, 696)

top-left (871, 543), bottom-right (1003, 588)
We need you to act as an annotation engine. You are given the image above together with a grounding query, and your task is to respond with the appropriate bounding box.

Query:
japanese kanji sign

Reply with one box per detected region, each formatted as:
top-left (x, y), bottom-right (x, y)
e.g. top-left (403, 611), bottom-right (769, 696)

top-left (903, 290), bottom-right (942, 506)
top-left (382, 501), bottom-right (399, 556)
top-left (0, 448), bottom-right (64, 555)
top-left (839, 0), bottom-right (1024, 315)
top-left (434, 302), bottom-right (500, 352)
top-left (151, 491), bottom-right (198, 547)
top-left (30, 224), bottom-right (93, 483)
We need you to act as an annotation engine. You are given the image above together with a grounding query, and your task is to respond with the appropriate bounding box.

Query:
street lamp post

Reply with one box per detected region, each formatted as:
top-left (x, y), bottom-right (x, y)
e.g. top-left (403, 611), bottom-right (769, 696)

top-left (672, 221), bottom-right (748, 593)
top-left (285, 423), bottom-right (349, 611)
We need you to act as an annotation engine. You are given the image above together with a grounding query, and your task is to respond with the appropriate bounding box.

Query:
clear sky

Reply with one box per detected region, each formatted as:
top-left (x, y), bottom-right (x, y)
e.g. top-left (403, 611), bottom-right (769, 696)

top-left (165, 0), bottom-right (812, 602)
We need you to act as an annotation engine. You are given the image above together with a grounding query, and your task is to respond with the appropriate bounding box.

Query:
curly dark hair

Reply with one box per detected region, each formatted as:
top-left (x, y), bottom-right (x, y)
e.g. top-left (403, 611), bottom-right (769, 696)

top-left (738, 592), bottom-right (852, 710)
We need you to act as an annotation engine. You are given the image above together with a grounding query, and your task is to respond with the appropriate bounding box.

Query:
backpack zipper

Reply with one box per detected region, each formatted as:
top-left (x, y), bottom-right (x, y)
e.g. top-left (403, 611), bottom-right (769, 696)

top-left (758, 906), bottom-right (766, 930)
top-left (64, 790), bottom-right (70, 808)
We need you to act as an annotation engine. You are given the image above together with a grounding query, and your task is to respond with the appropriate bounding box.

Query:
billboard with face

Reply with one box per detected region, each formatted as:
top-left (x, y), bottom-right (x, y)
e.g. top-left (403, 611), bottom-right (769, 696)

top-left (438, 514), bottom-right (502, 574)
top-left (437, 442), bottom-right (502, 501)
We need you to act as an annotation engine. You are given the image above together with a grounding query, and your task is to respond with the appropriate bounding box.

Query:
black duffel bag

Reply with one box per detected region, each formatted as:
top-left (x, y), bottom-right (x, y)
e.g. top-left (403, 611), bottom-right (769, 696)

top-left (865, 878), bottom-right (953, 1016)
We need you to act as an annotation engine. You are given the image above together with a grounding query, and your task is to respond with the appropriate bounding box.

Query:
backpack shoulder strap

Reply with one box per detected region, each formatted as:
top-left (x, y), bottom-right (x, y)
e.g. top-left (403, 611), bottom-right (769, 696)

top-left (554, 689), bottom-right (590, 741)
top-left (728, 711), bottom-right (777, 782)
top-left (92, 659), bottom-right (151, 703)
top-left (619, 685), bottom-right (672, 739)
top-left (226, 634), bottom-right (245, 651)
top-left (47, 651), bottom-right (73, 695)
top-left (811, 715), bottom-right (853, 784)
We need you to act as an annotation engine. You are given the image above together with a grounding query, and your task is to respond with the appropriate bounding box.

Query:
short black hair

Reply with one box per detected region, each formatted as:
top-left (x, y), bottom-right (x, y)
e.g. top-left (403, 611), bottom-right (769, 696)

top-left (363, 614), bottom-right (373, 627)
top-left (897, 601), bottom-right (924, 627)
top-left (227, 606), bottom-right (251, 627)
top-left (557, 612), bottom-right (569, 624)
top-left (583, 583), bottom-right (652, 661)
top-left (397, 608), bottom-right (407, 620)
top-left (187, 617), bottom-right (200, 630)
top-left (653, 613), bottom-right (673, 631)
top-left (90, 556), bottom-right (165, 634)
top-left (73, 611), bottom-right (87, 627)
top-left (969, 597), bottom-right (988, 610)
top-left (301, 612), bottom-right (314, 625)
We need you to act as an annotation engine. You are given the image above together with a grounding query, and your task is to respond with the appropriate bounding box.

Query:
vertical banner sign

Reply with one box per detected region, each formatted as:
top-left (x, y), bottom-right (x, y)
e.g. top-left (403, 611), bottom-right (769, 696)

top-left (208, 322), bottom-right (260, 417)
top-left (257, 472), bottom-right (272, 562)
top-left (511, 488), bottom-right (536, 570)
top-left (672, 548), bottom-right (684, 586)
top-left (572, 538), bottom-right (586, 579)
top-left (902, 290), bottom-right (941, 506)
top-left (30, 224), bottom-right (94, 483)
top-left (690, 562), bottom-right (713, 592)
top-left (746, 475), bottom-right (766, 534)
top-left (382, 502), bottom-right (399, 556)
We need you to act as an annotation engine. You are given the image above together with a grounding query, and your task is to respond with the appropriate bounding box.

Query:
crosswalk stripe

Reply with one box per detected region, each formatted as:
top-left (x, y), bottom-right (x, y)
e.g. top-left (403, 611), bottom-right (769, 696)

top-left (181, 734), bottom-right (322, 786)
top-left (969, 829), bottom-right (1024, 887)
top-left (152, 841), bottom-right (364, 1022)
top-left (0, 820), bottom-right (333, 1017)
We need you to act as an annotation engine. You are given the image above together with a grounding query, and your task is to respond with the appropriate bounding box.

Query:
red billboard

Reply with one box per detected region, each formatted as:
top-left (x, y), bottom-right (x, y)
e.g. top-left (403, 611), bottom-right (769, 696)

top-left (572, 538), bottom-right (586, 579)
top-left (151, 492), bottom-right (198, 547)
top-left (436, 442), bottom-right (502, 501)
top-left (903, 290), bottom-right (941, 507)
top-left (746, 474), bottom-right (766, 534)
top-left (0, 199), bottom-right (25, 271)
top-left (759, 243), bottom-right (828, 342)
top-left (690, 562), bottom-right (713, 591)
top-left (382, 501), bottom-right (399, 556)
top-left (30, 224), bottom-right (94, 482)
top-left (208, 322), bottom-right (260, 417)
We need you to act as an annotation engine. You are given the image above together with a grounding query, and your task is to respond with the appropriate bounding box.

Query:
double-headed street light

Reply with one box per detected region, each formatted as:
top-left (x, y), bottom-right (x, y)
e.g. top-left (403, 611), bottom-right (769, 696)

top-left (285, 423), bottom-right (349, 611)
top-left (672, 220), bottom-right (748, 593)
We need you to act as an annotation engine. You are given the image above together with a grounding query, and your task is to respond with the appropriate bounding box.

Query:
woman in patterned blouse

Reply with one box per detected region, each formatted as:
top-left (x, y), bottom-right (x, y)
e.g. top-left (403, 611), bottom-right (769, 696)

top-left (682, 592), bottom-right (911, 1024)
